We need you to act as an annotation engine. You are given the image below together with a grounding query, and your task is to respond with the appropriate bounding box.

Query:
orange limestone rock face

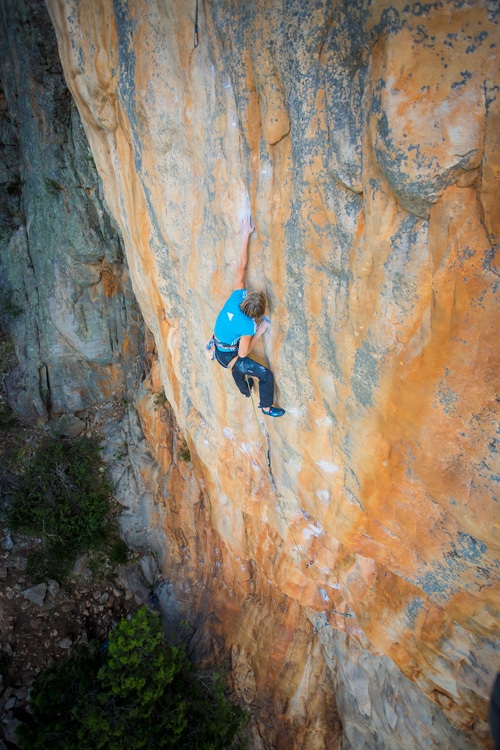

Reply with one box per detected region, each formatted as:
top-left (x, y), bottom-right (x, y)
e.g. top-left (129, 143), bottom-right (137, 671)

top-left (46, 0), bottom-right (499, 747)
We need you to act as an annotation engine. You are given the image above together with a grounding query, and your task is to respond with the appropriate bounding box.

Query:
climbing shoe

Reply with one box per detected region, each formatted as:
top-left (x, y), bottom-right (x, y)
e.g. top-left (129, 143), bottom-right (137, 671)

top-left (259, 406), bottom-right (285, 417)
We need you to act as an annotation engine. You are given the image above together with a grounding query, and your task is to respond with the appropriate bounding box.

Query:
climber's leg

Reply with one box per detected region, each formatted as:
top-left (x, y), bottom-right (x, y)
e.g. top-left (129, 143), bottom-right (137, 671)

top-left (232, 367), bottom-right (254, 397)
top-left (232, 357), bottom-right (274, 408)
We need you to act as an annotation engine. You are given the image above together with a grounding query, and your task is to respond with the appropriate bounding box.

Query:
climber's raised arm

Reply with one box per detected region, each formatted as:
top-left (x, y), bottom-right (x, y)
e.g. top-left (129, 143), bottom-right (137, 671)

top-left (233, 215), bottom-right (255, 290)
top-left (212, 212), bottom-right (284, 418)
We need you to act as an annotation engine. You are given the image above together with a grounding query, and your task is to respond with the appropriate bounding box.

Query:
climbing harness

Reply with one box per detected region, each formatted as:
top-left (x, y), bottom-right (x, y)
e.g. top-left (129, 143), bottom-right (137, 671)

top-left (213, 338), bottom-right (237, 353)
top-left (245, 375), bottom-right (354, 626)
top-left (207, 335), bottom-right (240, 371)
top-left (205, 336), bottom-right (216, 360)
top-left (193, 0), bottom-right (199, 48)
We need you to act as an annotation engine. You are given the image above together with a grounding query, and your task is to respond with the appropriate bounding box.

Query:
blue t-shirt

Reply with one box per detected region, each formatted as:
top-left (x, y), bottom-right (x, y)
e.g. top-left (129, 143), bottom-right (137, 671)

top-left (214, 289), bottom-right (256, 346)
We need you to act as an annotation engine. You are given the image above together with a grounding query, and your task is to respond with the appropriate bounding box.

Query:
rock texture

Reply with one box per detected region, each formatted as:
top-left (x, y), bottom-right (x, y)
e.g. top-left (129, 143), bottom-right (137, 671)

top-left (0, 0), bottom-right (144, 424)
top-left (2, 0), bottom-right (499, 747)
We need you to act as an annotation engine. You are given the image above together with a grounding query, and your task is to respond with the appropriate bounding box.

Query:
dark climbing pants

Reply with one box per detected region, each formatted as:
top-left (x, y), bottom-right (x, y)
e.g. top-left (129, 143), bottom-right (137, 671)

top-left (232, 357), bottom-right (274, 408)
top-left (215, 350), bottom-right (274, 408)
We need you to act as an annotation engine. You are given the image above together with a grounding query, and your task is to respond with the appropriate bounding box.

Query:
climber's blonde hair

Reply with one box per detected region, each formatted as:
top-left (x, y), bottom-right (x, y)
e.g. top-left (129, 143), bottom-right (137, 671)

top-left (240, 291), bottom-right (266, 320)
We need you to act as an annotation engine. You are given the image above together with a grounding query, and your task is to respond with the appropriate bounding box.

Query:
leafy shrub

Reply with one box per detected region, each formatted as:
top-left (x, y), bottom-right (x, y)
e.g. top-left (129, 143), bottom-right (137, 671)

top-left (0, 290), bottom-right (21, 319)
top-left (109, 537), bottom-right (129, 564)
top-left (0, 330), bottom-right (16, 374)
top-left (177, 441), bottom-right (191, 463)
top-left (0, 400), bottom-right (17, 429)
top-left (18, 607), bottom-right (249, 750)
top-left (153, 389), bottom-right (167, 409)
top-left (8, 437), bottom-right (112, 578)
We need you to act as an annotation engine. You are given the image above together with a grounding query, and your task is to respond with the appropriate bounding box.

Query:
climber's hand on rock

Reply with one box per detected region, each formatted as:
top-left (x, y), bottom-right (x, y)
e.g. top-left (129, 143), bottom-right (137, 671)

top-left (256, 319), bottom-right (269, 336)
top-left (241, 214), bottom-right (255, 237)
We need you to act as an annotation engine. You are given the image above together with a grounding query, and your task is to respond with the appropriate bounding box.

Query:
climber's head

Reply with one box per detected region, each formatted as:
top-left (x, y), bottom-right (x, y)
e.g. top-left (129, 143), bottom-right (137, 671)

top-left (240, 291), bottom-right (266, 320)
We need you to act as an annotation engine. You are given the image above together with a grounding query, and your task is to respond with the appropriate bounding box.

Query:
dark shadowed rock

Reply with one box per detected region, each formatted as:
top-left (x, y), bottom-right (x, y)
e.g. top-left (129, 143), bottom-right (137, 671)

top-left (21, 584), bottom-right (46, 607)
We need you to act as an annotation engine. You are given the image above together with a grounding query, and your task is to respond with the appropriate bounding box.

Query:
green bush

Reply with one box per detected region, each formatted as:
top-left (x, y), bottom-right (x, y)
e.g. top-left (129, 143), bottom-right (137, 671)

top-left (109, 537), bottom-right (129, 564)
top-left (0, 330), bottom-right (16, 374)
top-left (177, 441), bottom-right (191, 463)
top-left (153, 389), bottom-right (167, 409)
top-left (0, 290), bottom-right (21, 319)
top-left (18, 607), bottom-right (249, 750)
top-left (8, 437), bottom-right (112, 578)
top-left (0, 400), bottom-right (17, 429)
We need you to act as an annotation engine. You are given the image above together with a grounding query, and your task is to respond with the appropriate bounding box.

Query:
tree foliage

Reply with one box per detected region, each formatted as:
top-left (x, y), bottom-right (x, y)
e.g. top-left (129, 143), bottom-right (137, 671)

top-left (18, 607), bottom-right (249, 750)
top-left (8, 437), bottom-right (112, 577)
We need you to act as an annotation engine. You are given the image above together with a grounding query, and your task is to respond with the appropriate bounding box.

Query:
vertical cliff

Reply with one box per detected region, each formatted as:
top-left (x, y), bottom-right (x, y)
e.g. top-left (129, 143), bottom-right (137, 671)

top-left (0, 0), bottom-right (144, 427)
top-left (2, 0), bottom-right (499, 747)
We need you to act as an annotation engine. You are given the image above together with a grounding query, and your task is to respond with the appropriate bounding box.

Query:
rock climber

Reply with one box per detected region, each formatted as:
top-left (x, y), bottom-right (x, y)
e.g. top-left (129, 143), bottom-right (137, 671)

top-left (209, 215), bottom-right (285, 417)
